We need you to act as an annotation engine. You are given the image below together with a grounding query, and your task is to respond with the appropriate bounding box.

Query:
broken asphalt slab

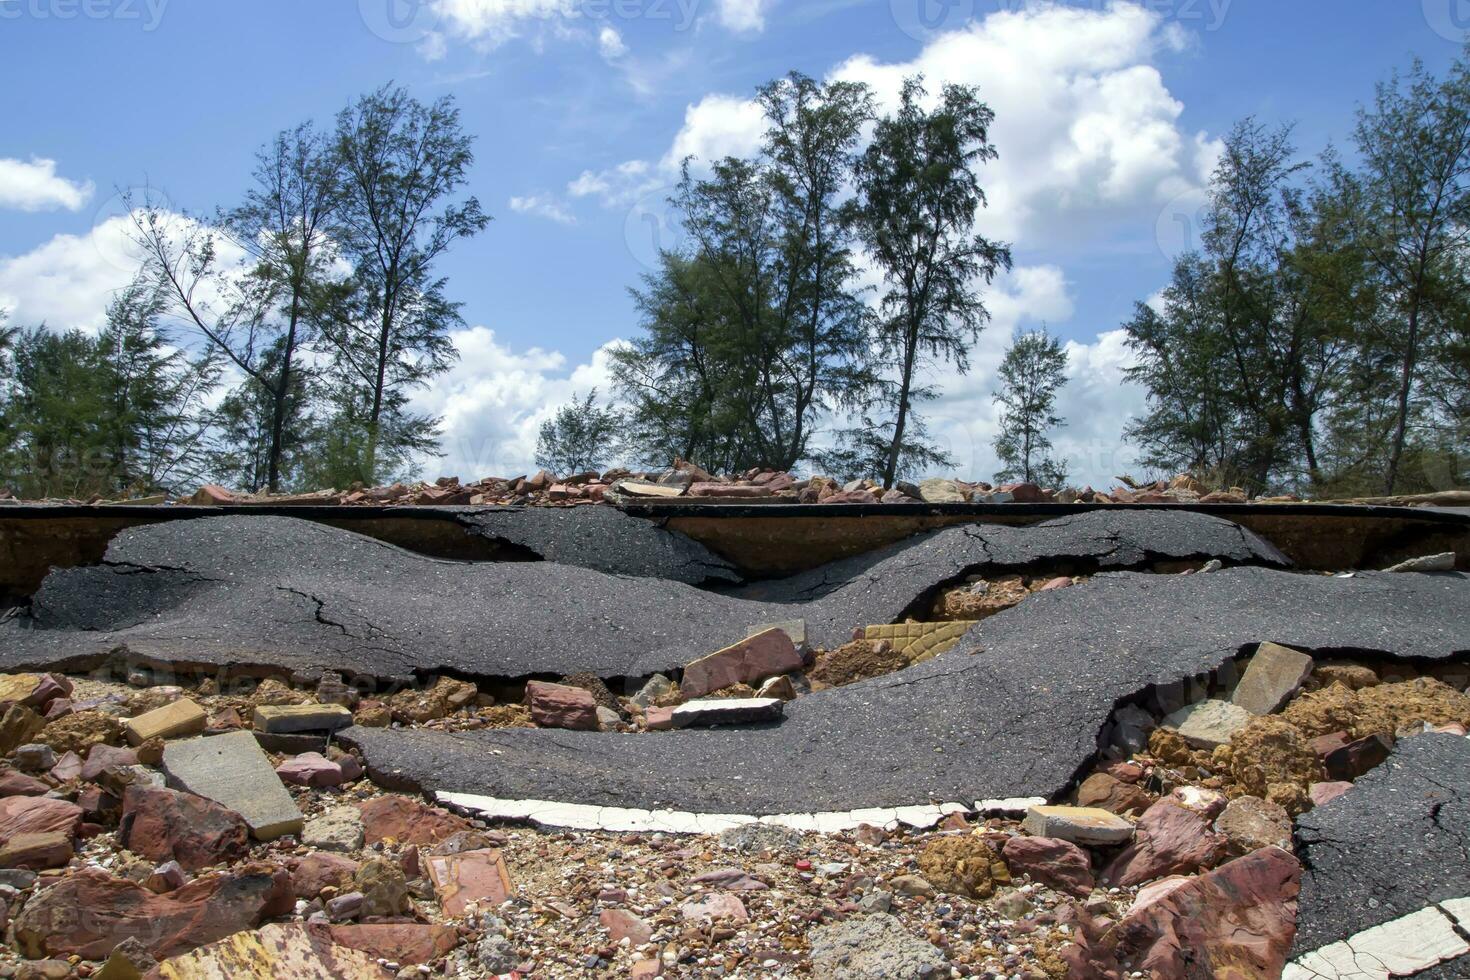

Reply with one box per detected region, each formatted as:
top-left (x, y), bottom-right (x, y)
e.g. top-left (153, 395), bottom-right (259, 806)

top-left (0, 510), bottom-right (1287, 682)
top-left (456, 506), bottom-right (740, 586)
top-left (341, 567), bottom-right (1470, 815)
top-left (1291, 734), bottom-right (1470, 958)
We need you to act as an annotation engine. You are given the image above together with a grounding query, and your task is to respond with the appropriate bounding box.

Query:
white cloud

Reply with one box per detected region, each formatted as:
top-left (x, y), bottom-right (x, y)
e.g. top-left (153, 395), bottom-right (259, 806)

top-left (430, 0), bottom-right (577, 49)
top-left (598, 24), bottom-right (627, 59)
top-left (0, 216), bottom-right (140, 332)
top-left (509, 193), bottom-right (577, 224)
top-left (0, 157), bottom-right (95, 212)
top-left (412, 326), bottom-right (625, 479)
top-left (715, 0), bottom-right (773, 33)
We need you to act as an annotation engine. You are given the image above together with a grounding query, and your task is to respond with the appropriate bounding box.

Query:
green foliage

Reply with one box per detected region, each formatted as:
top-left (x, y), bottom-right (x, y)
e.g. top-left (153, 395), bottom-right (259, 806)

top-left (852, 76), bottom-right (1012, 487)
top-left (993, 327), bottom-right (1068, 486)
top-left (613, 72), bottom-right (875, 473)
top-left (534, 389), bottom-right (623, 475)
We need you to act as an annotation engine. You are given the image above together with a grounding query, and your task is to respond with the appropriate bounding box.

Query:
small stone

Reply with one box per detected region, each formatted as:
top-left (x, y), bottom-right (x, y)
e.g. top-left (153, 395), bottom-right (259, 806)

top-left (124, 699), bottom-right (206, 746)
top-left (595, 706), bottom-right (621, 730)
top-left (1022, 805), bottom-right (1134, 846)
top-left (916, 835), bottom-right (1010, 899)
top-left (1214, 796), bottom-right (1291, 855)
top-left (304, 808), bottom-right (365, 853)
top-left (1308, 781), bottom-right (1354, 807)
top-left (353, 858), bottom-right (409, 918)
top-left (756, 675), bottom-right (798, 701)
top-left (1104, 800), bottom-right (1227, 887)
top-left (0, 831), bottom-right (72, 870)
top-left (1169, 785), bottom-right (1229, 821)
top-left (1323, 733), bottom-right (1395, 781)
top-left (323, 924), bottom-right (460, 966)
top-left (1001, 836), bottom-right (1094, 898)
top-left (524, 681), bottom-right (598, 731)
top-left (680, 629), bottom-right (804, 700)
top-left (119, 785), bottom-right (250, 872)
top-left (679, 892), bottom-right (748, 924)
top-left (1232, 643), bottom-right (1315, 716)
top-left (917, 478), bottom-right (967, 503)
top-left (252, 704), bottom-right (353, 734)
top-left (276, 753), bottom-right (345, 788)
top-left (12, 744), bottom-right (55, 772)
top-left (629, 675), bottom-right (673, 709)
top-left (889, 875), bottom-right (935, 898)
top-left (94, 936), bottom-right (155, 980)
top-left (358, 796), bottom-right (470, 847)
top-left (1077, 772), bottom-right (1153, 816)
top-left (1163, 699), bottom-right (1253, 750)
top-left (0, 704), bottom-right (46, 755)
top-left (290, 853), bottom-right (360, 899)
top-left (601, 908), bottom-right (653, 945)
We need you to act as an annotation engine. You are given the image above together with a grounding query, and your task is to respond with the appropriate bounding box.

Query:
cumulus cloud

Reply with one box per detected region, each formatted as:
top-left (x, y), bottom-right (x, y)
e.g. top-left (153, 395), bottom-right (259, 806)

top-left (0, 157), bottom-right (95, 212)
top-left (0, 215), bottom-right (141, 332)
top-left (509, 193), bottom-right (577, 224)
top-left (715, 0), bottom-right (773, 33)
top-left (411, 326), bottom-right (626, 479)
top-left (598, 24), bottom-right (627, 59)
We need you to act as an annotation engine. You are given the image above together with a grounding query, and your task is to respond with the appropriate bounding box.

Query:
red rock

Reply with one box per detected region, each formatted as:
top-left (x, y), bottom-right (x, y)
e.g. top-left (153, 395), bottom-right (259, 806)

top-left (681, 629), bottom-right (804, 700)
top-left (290, 852), bottom-right (360, 899)
top-left (689, 483), bottom-right (773, 498)
top-left (276, 753), bottom-right (345, 788)
top-left (601, 908), bottom-right (653, 945)
top-left (644, 707), bottom-right (675, 731)
top-left (319, 923), bottom-right (460, 965)
top-left (1002, 836), bottom-right (1094, 898)
top-left (359, 796), bottom-right (471, 847)
top-left (1103, 761), bottom-right (1145, 783)
top-left (1040, 577), bottom-right (1073, 591)
top-left (0, 796), bottom-right (82, 845)
top-left (43, 699), bottom-right (73, 721)
top-left (77, 785), bottom-right (120, 821)
top-left (13, 864), bottom-right (290, 959)
top-left (524, 681), bottom-right (599, 731)
top-left (998, 483), bottom-right (1045, 503)
top-left (0, 770), bottom-right (50, 797)
top-left (144, 860), bottom-right (188, 893)
top-left (189, 484), bottom-right (237, 506)
top-left (1323, 733), bottom-right (1394, 781)
top-left (679, 892), bottom-right (747, 923)
top-left (1114, 846), bottom-right (1300, 978)
top-left (425, 848), bottom-right (513, 915)
top-left (1077, 773), bottom-right (1153, 816)
top-left (1103, 800), bottom-right (1227, 887)
top-left (823, 490), bottom-right (879, 504)
top-left (1309, 781), bottom-right (1354, 808)
top-left (1309, 731), bottom-right (1353, 759)
top-left (81, 744), bottom-right (138, 782)
top-left (118, 785), bottom-right (250, 872)
top-left (48, 752), bottom-right (82, 783)
top-left (0, 831), bottom-right (72, 869)
top-left (631, 958), bottom-right (662, 978)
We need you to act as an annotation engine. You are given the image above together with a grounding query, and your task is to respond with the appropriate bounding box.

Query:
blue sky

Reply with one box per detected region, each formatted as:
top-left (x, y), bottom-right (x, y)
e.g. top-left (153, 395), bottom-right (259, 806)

top-left (1, 0), bottom-right (1465, 485)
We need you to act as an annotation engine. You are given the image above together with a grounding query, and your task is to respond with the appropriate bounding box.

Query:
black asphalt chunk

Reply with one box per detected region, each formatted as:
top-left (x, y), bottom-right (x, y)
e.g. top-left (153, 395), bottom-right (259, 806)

top-left (341, 568), bottom-right (1470, 815)
top-left (0, 510), bottom-right (1287, 680)
top-left (735, 507), bottom-right (1289, 606)
top-left (458, 506), bottom-right (741, 585)
top-left (1292, 734), bottom-right (1470, 957)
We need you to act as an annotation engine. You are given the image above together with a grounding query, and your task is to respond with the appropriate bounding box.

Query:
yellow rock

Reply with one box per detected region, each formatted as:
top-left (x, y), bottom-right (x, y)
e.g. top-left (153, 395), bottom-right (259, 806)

top-left (862, 621), bottom-right (979, 663)
top-left (0, 674), bottom-right (43, 706)
top-left (125, 699), bottom-right (207, 746)
top-left (152, 924), bottom-right (382, 979)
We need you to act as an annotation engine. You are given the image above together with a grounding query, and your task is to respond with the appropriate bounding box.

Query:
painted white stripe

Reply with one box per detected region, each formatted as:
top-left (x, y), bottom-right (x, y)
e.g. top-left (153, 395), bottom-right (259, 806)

top-left (1285, 901), bottom-right (1470, 980)
top-left (432, 792), bottom-right (1045, 835)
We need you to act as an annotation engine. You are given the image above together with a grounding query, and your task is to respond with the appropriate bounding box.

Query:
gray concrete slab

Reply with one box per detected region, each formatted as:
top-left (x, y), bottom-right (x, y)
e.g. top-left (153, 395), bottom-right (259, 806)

top-left (1292, 734), bottom-right (1470, 957)
top-left (0, 510), bottom-right (1289, 682)
top-left (342, 568), bottom-right (1470, 815)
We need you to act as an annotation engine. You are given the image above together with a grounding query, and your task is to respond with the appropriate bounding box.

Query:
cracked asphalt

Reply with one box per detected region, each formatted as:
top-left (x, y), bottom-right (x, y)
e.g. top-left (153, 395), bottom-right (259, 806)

top-left (1293, 733), bottom-right (1470, 956)
top-left (342, 567), bottom-right (1470, 814)
top-left (0, 509), bottom-right (1287, 681)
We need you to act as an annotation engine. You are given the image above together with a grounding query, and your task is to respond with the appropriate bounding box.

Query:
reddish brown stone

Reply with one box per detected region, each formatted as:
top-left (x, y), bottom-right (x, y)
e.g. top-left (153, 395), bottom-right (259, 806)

top-left (81, 744), bottom-right (138, 782)
top-left (998, 483), bottom-right (1046, 503)
top-left (290, 852), bottom-right (360, 899)
top-left (1309, 781), bottom-right (1354, 808)
top-left (0, 770), bottom-right (50, 797)
top-left (358, 796), bottom-right (471, 847)
top-left (1323, 733), bottom-right (1394, 781)
top-left (276, 753), bottom-right (345, 788)
top-left (0, 831), bottom-right (72, 869)
top-left (1115, 846), bottom-right (1300, 978)
top-left (525, 681), bottom-right (599, 731)
top-left (1001, 836), bottom-right (1095, 898)
top-left (425, 848), bottom-right (513, 915)
top-left (1076, 772), bottom-right (1153, 816)
top-left (118, 785), bottom-right (250, 872)
top-left (48, 751), bottom-right (82, 783)
top-left (0, 795), bottom-right (81, 845)
top-left (688, 483), bottom-right (773, 498)
top-left (601, 908), bottom-right (653, 945)
top-left (681, 629), bottom-right (804, 699)
top-left (1104, 800), bottom-right (1227, 887)
top-left (13, 863), bottom-right (290, 959)
top-left (319, 923), bottom-right (460, 965)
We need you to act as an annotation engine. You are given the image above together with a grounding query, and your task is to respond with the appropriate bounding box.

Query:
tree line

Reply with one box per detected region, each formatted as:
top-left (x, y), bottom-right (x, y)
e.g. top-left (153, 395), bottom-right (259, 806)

top-left (1123, 52), bottom-right (1470, 496)
top-left (0, 84), bottom-right (487, 499)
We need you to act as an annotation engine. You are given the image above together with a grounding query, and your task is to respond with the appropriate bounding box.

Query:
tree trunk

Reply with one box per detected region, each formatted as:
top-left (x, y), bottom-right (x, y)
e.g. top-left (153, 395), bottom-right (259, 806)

top-left (883, 321), bottom-right (919, 489)
top-left (266, 286), bottom-right (302, 493)
top-left (1385, 298), bottom-right (1422, 495)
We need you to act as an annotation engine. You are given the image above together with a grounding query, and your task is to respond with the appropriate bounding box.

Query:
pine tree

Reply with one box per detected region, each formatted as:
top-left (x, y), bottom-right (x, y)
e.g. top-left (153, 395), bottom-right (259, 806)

top-left (992, 328), bottom-right (1069, 486)
top-left (534, 390), bottom-right (622, 475)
